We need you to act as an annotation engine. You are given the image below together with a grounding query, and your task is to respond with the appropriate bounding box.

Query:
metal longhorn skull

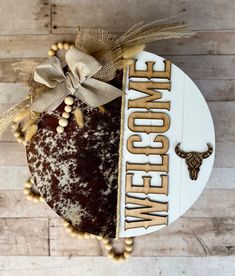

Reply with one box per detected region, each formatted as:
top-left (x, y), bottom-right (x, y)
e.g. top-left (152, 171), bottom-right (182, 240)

top-left (175, 143), bottom-right (213, 180)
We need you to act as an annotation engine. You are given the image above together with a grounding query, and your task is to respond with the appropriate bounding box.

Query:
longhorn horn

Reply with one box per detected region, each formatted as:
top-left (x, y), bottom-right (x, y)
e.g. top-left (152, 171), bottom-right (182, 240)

top-left (175, 143), bottom-right (187, 158)
top-left (201, 143), bottom-right (213, 159)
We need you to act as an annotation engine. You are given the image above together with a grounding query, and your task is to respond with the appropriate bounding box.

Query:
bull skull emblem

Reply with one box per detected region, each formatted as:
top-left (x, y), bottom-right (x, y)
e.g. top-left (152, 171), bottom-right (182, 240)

top-left (175, 143), bottom-right (213, 180)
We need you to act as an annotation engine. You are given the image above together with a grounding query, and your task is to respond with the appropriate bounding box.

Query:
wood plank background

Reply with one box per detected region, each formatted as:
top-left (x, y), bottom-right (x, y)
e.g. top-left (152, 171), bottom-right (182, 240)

top-left (0, 0), bottom-right (234, 275)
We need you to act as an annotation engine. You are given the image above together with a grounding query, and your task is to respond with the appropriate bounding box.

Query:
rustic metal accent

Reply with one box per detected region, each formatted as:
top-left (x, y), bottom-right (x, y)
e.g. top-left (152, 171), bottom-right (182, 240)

top-left (175, 143), bottom-right (213, 180)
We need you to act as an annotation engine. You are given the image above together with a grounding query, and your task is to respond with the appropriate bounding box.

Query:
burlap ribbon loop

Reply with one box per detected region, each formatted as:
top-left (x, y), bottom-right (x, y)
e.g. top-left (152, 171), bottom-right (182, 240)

top-left (31, 47), bottom-right (123, 112)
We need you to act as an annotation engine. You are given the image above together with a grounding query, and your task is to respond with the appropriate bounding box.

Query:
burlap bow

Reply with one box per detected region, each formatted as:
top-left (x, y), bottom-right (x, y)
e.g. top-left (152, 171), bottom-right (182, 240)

top-left (30, 47), bottom-right (123, 112)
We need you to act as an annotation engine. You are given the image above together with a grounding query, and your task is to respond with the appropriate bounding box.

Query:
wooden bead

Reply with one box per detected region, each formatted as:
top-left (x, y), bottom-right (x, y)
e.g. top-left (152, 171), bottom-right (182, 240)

top-left (17, 137), bottom-right (24, 143)
top-left (70, 45), bottom-right (74, 49)
top-left (63, 43), bottom-right (70, 50)
top-left (75, 230), bottom-right (84, 238)
top-left (107, 250), bottom-right (114, 258)
top-left (118, 254), bottom-right (126, 262)
top-left (102, 238), bottom-right (110, 244)
top-left (22, 140), bottom-right (27, 146)
top-left (57, 42), bottom-right (64, 49)
top-left (64, 105), bottom-right (72, 113)
top-left (58, 118), bottom-right (68, 127)
top-left (23, 187), bottom-right (30, 195)
top-left (104, 243), bottom-right (112, 250)
top-left (63, 221), bottom-right (70, 227)
top-left (125, 238), bottom-right (133, 245)
top-left (64, 96), bottom-right (74, 105)
top-left (32, 196), bottom-right (40, 203)
top-left (67, 224), bottom-right (73, 230)
top-left (26, 194), bottom-right (34, 201)
top-left (56, 126), bottom-right (64, 133)
top-left (30, 178), bottom-right (34, 184)
top-left (125, 244), bottom-right (133, 252)
top-left (124, 251), bottom-right (131, 258)
top-left (48, 49), bottom-right (55, 56)
top-left (51, 44), bottom-right (58, 51)
top-left (13, 131), bottom-right (21, 138)
top-left (112, 255), bottom-right (121, 262)
top-left (70, 229), bottom-right (77, 237)
top-left (76, 232), bottom-right (84, 239)
top-left (65, 227), bottom-right (73, 233)
top-left (96, 236), bottom-right (103, 240)
top-left (24, 181), bottom-right (32, 188)
top-left (62, 112), bottom-right (70, 119)
top-left (84, 232), bottom-right (91, 239)
top-left (39, 196), bottom-right (45, 202)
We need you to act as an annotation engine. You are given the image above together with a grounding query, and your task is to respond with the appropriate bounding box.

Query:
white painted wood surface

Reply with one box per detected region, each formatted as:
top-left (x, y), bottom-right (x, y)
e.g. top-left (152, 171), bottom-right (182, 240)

top-left (0, 0), bottom-right (234, 275)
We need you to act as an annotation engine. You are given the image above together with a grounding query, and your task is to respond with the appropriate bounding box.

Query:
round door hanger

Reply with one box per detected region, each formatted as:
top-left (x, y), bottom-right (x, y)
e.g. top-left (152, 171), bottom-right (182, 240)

top-left (26, 50), bottom-right (215, 239)
top-left (117, 51), bottom-right (215, 237)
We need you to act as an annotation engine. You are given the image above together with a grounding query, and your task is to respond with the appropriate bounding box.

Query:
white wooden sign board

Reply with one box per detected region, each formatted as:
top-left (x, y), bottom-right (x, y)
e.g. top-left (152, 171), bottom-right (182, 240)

top-left (117, 51), bottom-right (215, 238)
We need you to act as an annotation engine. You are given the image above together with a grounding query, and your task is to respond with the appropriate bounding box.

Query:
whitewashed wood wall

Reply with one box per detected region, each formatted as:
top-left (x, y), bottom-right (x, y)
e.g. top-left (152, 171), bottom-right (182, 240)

top-left (0, 0), bottom-right (234, 275)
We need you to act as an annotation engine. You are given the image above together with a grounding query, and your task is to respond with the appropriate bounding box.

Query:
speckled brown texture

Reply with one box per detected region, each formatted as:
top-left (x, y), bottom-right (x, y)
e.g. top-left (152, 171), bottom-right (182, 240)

top-left (26, 74), bottom-right (122, 238)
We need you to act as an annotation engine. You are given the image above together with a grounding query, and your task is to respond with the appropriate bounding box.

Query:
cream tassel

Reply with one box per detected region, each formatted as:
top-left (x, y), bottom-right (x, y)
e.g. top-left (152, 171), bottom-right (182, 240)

top-left (115, 59), bottom-right (135, 69)
top-left (73, 108), bottom-right (84, 128)
top-left (22, 118), bottom-right (38, 132)
top-left (13, 108), bottom-right (31, 123)
top-left (25, 124), bottom-right (38, 142)
top-left (123, 44), bottom-right (145, 58)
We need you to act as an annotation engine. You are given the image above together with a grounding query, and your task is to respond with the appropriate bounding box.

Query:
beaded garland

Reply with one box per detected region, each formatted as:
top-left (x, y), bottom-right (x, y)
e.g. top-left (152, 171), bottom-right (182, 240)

top-left (56, 96), bottom-right (74, 133)
top-left (48, 43), bottom-right (75, 134)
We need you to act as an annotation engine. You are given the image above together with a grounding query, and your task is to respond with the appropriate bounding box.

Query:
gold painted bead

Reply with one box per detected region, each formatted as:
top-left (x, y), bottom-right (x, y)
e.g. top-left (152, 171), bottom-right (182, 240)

top-left (48, 49), bottom-right (55, 56)
top-left (70, 45), bottom-right (74, 49)
top-left (57, 42), bottom-right (64, 49)
top-left (51, 44), bottom-right (58, 51)
top-left (62, 112), bottom-right (70, 119)
top-left (96, 236), bottom-right (103, 240)
top-left (22, 140), bottom-right (27, 146)
top-left (63, 43), bottom-right (70, 50)
top-left (64, 96), bottom-right (74, 105)
top-left (56, 126), bottom-right (64, 133)
top-left (64, 105), bottom-right (72, 113)
top-left (58, 118), bottom-right (68, 127)
top-left (30, 178), bottom-right (34, 184)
